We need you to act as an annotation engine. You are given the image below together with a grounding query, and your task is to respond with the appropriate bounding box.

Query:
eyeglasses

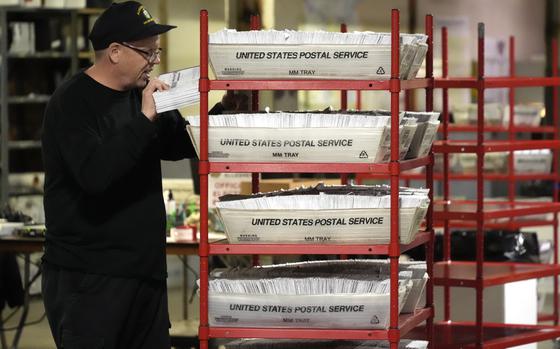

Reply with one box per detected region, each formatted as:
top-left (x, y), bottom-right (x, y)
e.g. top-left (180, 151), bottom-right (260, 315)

top-left (120, 42), bottom-right (163, 63)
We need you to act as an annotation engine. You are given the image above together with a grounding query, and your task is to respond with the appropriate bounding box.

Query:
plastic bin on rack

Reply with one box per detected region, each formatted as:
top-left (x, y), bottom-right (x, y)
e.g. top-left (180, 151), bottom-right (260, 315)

top-left (207, 30), bottom-right (428, 80)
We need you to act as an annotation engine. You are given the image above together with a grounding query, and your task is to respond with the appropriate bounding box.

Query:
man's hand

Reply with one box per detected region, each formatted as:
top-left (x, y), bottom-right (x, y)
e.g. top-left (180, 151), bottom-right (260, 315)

top-left (141, 78), bottom-right (170, 121)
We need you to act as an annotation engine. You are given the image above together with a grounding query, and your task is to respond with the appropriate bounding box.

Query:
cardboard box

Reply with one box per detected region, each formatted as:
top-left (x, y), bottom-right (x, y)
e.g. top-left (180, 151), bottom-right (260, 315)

top-left (187, 126), bottom-right (385, 163)
top-left (217, 204), bottom-right (428, 245)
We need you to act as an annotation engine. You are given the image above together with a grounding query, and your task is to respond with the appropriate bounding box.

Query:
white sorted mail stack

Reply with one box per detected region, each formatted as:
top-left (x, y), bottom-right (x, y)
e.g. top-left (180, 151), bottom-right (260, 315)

top-left (451, 102), bottom-right (543, 127)
top-left (153, 66), bottom-right (200, 113)
top-left (504, 103), bottom-right (544, 127)
top-left (215, 183), bottom-right (430, 244)
top-left (513, 149), bottom-right (553, 174)
top-left (208, 29), bottom-right (428, 80)
top-left (206, 259), bottom-right (427, 329)
top-left (451, 103), bottom-right (503, 125)
top-left (444, 149), bottom-right (552, 174)
top-left (404, 112), bottom-right (440, 159)
top-left (224, 339), bottom-right (429, 349)
top-left (373, 115), bottom-right (417, 163)
top-left (185, 110), bottom-right (439, 163)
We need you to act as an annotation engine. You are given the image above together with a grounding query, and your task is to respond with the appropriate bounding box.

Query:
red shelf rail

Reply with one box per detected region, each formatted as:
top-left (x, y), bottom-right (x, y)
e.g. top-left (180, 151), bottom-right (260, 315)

top-left (359, 172), bottom-right (559, 182)
top-left (197, 9), bottom-right (435, 349)
top-left (408, 322), bottom-right (560, 349)
top-left (208, 156), bottom-right (431, 174)
top-left (442, 124), bottom-right (556, 133)
top-left (434, 76), bottom-right (560, 89)
top-left (434, 219), bottom-right (557, 230)
top-left (434, 261), bottom-right (560, 288)
top-left (208, 308), bottom-right (432, 341)
top-left (434, 200), bottom-right (560, 221)
top-left (208, 78), bottom-right (431, 91)
top-left (209, 231), bottom-right (432, 256)
top-left (433, 139), bottom-right (560, 153)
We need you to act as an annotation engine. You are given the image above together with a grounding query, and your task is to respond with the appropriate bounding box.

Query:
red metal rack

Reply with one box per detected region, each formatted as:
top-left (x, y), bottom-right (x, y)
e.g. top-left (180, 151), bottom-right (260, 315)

top-left (430, 23), bottom-right (560, 348)
top-left (408, 322), bottom-right (560, 349)
top-left (198, 9), bottom-right (435, 349)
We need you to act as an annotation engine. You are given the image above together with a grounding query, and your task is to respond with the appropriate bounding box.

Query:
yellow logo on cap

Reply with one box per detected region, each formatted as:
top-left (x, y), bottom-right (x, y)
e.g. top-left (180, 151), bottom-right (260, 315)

top-left (137, 5), bottom-right (155, 25)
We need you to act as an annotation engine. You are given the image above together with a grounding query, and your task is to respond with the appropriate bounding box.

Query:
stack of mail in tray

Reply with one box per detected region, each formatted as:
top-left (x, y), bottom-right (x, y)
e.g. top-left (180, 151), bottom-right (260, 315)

top-left (206, 259), bottom-right (427, 329)
top-left (153, 66), bottom-right (200, 113)
top-left (185, 110), bottom-right (439, 163)
top-left (225, 339), bottom-right (428, 349)
top-left (208, 29), bottom-right (428, 80)
top-left (215, 183), bottom-right (430, 245)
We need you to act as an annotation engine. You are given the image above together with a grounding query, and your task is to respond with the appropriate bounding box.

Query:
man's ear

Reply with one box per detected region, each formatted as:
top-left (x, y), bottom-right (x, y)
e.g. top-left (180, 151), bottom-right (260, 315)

top-left (108, 43), bottom-right (121, 64)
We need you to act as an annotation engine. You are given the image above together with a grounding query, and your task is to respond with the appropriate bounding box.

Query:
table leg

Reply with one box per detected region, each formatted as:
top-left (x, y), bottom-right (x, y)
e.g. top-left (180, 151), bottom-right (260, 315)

top-left (1, 312), bottom-right (7, 349)
top-left (182, 256), bottom-right (189, 320)
top-left (11, 253), bottom-right (30, 349)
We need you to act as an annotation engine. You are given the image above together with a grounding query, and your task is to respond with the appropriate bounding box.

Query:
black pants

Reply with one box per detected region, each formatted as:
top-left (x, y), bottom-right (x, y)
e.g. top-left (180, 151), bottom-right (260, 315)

top-left (42, 262), bottom-right (170, 349)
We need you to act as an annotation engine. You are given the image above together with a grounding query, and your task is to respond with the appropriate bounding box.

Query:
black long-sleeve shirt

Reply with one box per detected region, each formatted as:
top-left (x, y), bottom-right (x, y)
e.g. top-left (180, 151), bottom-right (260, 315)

top-left (41, 71), bottom-right (196, 280)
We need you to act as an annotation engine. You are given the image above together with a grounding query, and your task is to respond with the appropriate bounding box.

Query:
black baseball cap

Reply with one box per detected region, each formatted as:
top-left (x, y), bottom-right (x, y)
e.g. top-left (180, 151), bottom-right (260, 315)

top-left (89, 1), bottom-right (176, 50)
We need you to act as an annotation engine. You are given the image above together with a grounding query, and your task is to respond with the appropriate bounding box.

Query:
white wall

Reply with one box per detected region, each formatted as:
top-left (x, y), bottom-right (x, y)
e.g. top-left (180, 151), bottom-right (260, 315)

top-left (418, 0), bottom-right (546, 62)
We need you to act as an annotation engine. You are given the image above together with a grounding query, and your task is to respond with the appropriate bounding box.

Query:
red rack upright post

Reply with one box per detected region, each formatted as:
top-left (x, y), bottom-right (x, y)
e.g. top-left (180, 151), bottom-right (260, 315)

top-left (340, 23), bottom-right (348, 111)
top-left (424, 13), bottom-right (435, 348)
top-left (475, 22), bottom-right (486, 348)
top-left (441, 26), bottom-right (452, 322)
top-left (507, 37), bottom-right (515, 206)
top-left (198, 9), bottom-right (210, 349)
top-left (553, 38), bottom-right (559, 325)
top-left (340, 22), bottom-right (349, 186)
top-left (250, 14), bottom-right (261, 267)
top-left (389, 8), bottom-right (401, 349)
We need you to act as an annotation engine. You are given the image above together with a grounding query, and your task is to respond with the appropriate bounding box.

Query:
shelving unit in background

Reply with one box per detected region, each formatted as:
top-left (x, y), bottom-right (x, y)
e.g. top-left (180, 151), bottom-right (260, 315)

top-left (0, 6), bottom-right (104, 203)
top-left (198, 9), bottom-right (435, 349)
top-left (428, 23), bottom-right (560, 348)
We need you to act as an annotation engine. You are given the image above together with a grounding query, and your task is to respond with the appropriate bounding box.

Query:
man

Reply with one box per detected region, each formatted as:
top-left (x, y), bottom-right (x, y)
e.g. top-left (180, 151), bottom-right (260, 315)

top-left (41, 2), bottom-right (192, 348)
